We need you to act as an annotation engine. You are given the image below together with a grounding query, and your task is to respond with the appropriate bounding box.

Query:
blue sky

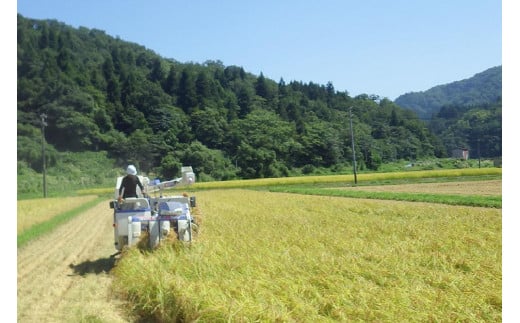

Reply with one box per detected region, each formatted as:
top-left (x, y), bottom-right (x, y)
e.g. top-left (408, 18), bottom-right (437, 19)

top-left (15, 0), bottom-right (503, 100)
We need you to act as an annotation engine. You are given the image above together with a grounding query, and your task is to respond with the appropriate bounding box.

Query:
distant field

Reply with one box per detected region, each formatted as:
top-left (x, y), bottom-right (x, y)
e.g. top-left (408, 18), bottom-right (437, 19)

top-left (335, 180), bottom-right (502, 196)
top-left (17, 195), bottom-right (98, 234)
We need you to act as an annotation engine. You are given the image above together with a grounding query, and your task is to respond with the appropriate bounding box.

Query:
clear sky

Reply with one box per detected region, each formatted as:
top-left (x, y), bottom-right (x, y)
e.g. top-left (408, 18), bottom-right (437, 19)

top-left (15, 0), bottom-right (503, 101)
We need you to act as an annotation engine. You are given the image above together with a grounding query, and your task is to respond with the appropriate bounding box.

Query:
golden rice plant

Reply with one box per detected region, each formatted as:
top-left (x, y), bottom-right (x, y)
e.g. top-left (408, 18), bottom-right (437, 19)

top-left (112, 189), bottom-right (501, 322)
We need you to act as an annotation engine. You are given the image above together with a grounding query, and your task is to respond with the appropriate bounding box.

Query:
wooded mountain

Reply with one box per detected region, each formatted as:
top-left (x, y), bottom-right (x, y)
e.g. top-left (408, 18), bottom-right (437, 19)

top-left (394, 66), bottom-right (502, 120)
top-left (17, 14), bottom-right (500, 186)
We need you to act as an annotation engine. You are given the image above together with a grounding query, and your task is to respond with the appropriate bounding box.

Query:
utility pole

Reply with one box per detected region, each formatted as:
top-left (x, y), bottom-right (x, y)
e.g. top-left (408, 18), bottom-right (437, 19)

top-left (477, 138), bottom-right (481, 168)
top-left (40, 113), bottom-right (48, 198)
top-left (349, 107), bottom-right (357, 185)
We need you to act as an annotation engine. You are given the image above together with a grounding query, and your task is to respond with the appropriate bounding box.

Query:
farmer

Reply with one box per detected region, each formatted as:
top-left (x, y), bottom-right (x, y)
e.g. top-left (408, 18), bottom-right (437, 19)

top-left (118, 164), bottom-right (145, 203)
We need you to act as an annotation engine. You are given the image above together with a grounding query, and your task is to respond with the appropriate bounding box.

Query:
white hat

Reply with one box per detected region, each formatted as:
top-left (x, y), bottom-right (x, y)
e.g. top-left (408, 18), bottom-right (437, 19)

top-left (126, 165), bottom-right (137, 175)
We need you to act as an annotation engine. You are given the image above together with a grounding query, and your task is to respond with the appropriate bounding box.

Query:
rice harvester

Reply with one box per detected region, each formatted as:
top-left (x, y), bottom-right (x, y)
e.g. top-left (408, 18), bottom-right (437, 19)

top-left (109, 166), bottom-right (197, 251)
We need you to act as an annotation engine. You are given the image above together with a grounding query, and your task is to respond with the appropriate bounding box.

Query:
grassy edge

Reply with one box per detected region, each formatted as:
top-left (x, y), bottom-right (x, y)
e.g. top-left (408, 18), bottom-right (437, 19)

top-left (267, 186), bottom-right (502, 208)
top-left (17, 196), bottom-right (107, 248)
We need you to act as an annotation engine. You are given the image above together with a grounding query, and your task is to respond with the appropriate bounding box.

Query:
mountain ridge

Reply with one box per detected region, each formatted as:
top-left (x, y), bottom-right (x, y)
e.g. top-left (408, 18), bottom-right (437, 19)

top-left (394, 66), bottom-right (501, 120)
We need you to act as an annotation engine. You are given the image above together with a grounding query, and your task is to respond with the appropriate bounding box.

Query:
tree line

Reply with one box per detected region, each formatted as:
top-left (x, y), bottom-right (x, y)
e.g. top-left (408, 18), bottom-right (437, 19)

top-left (17, 14), bottom-right (501, 182)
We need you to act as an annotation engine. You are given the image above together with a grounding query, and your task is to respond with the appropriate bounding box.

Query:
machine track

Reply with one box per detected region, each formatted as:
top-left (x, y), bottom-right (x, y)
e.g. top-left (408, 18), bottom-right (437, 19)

top-left (17, 200), bottom-right (133, 322)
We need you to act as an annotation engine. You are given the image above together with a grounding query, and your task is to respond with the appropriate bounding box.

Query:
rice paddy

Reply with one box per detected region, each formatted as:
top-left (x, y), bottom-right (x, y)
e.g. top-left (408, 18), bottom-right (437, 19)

top-left (112, 186), bottom-right (502, 322)
top-left (17, 169), bottom-right (501, 321)
top-left (17, 195), bottom-right (98, 234)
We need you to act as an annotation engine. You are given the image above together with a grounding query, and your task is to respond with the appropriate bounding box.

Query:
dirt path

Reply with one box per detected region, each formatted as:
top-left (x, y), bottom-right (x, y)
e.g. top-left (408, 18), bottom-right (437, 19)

top-left (17, 200), bottom-right (134, 323)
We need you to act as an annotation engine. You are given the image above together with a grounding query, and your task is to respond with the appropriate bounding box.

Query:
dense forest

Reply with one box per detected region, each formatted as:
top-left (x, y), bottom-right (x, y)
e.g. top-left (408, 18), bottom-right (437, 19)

top-left (17, 14), bottom-right (501, 187)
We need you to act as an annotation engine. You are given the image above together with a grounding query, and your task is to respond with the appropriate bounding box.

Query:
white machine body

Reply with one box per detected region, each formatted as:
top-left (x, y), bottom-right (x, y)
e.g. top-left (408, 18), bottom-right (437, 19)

top-left (110, 166), bottom-right (197, 251)
top-left (110, 194), bottom-right (195, 251)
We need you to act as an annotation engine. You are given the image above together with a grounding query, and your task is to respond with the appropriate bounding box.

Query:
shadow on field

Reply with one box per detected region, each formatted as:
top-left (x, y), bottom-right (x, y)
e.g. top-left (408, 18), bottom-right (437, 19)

top-left (68, 254), bottom-right (118, 276)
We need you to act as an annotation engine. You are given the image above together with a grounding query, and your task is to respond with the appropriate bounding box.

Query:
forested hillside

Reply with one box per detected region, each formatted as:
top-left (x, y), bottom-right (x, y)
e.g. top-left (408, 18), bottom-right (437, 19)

top-left (18, 14), bottom-right (494, 191)
top-left (394, 66), bottom-right (501, 160)
top-left (426, 99), bottom-right (502, 160)
top-left (394, 66), bottom-right (502, 120)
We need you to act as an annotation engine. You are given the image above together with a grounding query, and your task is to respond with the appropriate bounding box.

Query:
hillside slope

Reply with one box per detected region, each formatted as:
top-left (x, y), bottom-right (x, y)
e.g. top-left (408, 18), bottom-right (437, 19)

top-left (394, 66), bottom-right (501, 120)
top-left (17, 13), bottom-right (442, 185)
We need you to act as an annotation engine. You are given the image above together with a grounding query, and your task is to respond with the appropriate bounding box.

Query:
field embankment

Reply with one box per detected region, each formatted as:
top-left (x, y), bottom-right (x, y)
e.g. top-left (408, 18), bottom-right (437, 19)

top-left (113, 187), bottom-right (502, 322)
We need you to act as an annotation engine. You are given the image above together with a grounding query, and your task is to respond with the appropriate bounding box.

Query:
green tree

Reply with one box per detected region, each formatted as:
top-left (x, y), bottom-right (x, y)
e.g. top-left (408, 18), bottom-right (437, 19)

top-left (149, 58), bottom-right (164, 83)
top-left (298, 118), bottom-right (342, 167)
top-left (180, 141), bottom-right (236, 181)
top-left (158, 152), bottom-right (182, 179)
top-left (236, 83), bottom-right (254, 117)
top-left (178, 69), bottom-right (197, 113)
top-left (163, 65), bottom-right (179, 96)
top-left (190, 107), bottom-right (227, 149)
top-left (195, 71), bottom-right (212, 105)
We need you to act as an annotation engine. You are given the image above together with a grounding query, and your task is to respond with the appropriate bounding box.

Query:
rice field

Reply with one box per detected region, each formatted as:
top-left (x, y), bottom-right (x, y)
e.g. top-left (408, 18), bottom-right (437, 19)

top-left (17, 195), bottom-right (98, 234)
top-left (112, 187), bottom-right (502, 322)
top-left (188, 168), bottom-right (501, 190)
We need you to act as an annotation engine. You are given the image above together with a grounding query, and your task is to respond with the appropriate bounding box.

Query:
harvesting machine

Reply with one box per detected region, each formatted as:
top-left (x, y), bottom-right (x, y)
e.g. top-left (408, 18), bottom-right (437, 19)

top-left (109, 166), bottom-right (198, 251)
